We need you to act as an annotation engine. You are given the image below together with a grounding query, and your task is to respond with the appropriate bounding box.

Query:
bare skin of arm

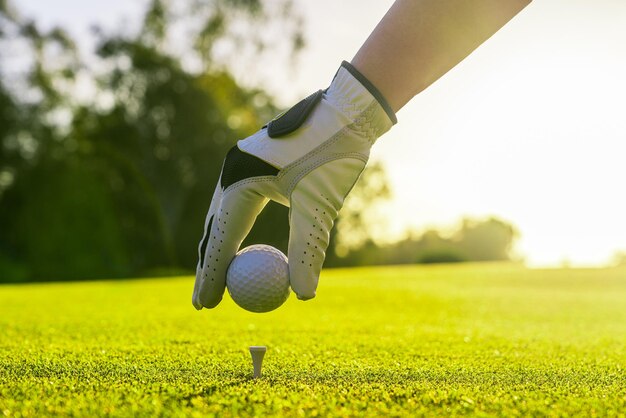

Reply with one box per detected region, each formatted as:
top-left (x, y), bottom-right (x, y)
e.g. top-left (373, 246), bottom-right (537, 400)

top-left (351, 0), bottom-right (532, 112)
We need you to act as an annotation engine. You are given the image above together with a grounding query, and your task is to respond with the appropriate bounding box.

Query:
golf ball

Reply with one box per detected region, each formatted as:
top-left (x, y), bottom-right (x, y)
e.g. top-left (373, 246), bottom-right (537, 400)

top-left (226, 244), bottom-right (290, 313)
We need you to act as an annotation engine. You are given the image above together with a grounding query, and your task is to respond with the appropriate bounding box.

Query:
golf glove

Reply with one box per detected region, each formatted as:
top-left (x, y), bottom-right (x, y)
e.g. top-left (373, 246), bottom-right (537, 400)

top-left (193, 61), bottom-right (396, 309)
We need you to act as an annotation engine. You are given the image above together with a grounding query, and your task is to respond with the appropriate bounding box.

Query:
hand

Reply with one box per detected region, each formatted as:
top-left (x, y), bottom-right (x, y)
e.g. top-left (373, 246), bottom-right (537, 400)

top-left (192, 61), bottom-right (396, 310)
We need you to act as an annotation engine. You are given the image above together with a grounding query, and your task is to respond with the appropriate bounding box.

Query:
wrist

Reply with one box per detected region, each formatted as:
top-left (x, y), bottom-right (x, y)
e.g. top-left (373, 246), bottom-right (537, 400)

top-left (337, 61), bottom-right (397, 125)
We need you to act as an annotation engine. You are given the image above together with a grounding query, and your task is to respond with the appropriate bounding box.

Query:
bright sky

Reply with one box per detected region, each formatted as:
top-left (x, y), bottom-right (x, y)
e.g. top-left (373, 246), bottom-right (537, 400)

top-left (18, 0), bottom-right (626, 267)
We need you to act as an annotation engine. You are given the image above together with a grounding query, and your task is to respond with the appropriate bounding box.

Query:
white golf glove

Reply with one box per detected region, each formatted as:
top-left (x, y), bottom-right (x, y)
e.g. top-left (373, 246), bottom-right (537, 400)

top-left (192, 61), bottom-right (396, 309)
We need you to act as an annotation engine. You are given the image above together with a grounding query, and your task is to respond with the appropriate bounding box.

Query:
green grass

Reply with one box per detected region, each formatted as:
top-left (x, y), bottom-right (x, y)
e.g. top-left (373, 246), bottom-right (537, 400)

top-left (2, 263), bottom-right (626, 417)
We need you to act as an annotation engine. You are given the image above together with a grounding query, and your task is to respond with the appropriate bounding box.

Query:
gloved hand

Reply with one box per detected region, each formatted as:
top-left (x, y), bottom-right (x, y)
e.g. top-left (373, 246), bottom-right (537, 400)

top-left (192, 61), bottom-right (396, 310)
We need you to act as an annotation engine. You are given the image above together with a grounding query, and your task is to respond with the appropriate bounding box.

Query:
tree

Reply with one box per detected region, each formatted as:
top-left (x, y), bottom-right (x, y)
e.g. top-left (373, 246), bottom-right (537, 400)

top-left (454, 217), bottom-right (519, 261)
top-left (613, 252), bottom-right (626, 267)
top-left (330, 215), bottom-right (519, 267)
top-left (0, 5), bottom-right (87, 281)
top-left (0, 0), bottom-right (303, 282)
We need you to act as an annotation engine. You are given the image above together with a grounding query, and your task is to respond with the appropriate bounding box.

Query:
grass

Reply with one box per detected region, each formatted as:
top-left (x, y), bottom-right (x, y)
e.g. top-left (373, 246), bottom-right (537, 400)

top-left (2, 263), bottom-right (626, 417)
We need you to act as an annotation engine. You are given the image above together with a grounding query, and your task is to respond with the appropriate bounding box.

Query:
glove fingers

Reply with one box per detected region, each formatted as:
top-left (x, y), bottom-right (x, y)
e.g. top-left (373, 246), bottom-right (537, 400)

top-left (288, 190), bottom-right (334, 300)
top-left (194, 184), bottom-right (268, 309)
top-left (288, 158), bottom-right (366, 300)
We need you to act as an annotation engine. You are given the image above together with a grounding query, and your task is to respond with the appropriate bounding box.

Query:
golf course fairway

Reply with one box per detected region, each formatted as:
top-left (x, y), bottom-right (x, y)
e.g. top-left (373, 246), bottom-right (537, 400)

top-left (2, 263), bottom-right (626, 416)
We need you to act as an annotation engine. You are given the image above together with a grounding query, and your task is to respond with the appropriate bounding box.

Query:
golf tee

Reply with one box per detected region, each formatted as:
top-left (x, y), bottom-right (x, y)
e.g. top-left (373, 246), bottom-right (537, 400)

top-left (249, 346), bottom-right (267, 378)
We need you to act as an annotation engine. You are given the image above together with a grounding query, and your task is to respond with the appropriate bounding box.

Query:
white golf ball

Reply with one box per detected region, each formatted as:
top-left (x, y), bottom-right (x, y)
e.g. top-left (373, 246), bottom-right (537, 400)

top-left (226, 244), bottom-right (290, 313)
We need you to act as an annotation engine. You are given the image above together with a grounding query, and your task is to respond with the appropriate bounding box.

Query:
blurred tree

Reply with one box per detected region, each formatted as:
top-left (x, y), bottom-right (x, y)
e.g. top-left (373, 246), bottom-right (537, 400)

top-left (0, 83), bottom-right (18, 196)
top-left (612, 251), bottom-right (626, 267)
top-left (332, 216), bottom-right (518, 267)
top-left (1, 158), bottom-right (130, 280)
top-left (0, 76), bottom-right (25, 281)
top-left (0, 5), bottom-right (87, 280)
top-left (414, 229), bottom-right (466, 264)
top-left (453, 217), bottom-right (518, 261)
top-left (0, 0), bottom-right (301, 281)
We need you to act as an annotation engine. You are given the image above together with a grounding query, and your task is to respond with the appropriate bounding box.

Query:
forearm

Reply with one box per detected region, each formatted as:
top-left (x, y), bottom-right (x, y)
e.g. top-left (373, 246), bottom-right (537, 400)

top-left (351, 0), bottom-right (532, 112)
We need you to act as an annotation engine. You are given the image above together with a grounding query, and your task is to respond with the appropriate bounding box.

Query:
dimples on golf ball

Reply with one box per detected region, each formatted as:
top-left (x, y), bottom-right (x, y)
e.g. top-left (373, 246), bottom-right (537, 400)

top-left (226, 245), bottom-right (290, 313)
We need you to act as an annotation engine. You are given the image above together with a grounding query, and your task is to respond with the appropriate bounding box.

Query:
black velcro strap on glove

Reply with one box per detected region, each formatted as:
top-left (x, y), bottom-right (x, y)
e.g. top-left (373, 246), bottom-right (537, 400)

top-left (267, 90), bottom-right (323, 138)
top-left (220, 146), bottom-right (279, 190)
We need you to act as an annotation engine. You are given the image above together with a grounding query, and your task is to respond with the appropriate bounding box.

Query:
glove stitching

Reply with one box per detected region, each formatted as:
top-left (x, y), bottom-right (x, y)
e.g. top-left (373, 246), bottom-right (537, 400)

top-left (284, 153), bottom-right (367, 197)
top-left (280, 100), bottom-right (378, 173)
top-left (220, 175), bottom-right (278, 194)
top-left (277, 101), bottom-right (380, 195)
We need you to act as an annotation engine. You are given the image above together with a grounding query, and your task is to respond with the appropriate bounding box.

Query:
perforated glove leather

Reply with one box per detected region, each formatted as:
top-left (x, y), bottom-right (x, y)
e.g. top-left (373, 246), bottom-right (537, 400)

top-left (192, 61), bottom-right (396, 310)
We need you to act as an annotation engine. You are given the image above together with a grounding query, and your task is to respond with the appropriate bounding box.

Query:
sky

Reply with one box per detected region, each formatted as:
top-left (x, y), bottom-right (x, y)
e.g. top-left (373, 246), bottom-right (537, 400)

top-left (16, 0), bottom-right (626, 267)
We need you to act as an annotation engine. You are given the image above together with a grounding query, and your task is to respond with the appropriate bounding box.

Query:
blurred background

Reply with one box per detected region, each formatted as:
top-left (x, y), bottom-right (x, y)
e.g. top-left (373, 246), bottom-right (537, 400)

top-left (1, 0), bottom-right (625, 283)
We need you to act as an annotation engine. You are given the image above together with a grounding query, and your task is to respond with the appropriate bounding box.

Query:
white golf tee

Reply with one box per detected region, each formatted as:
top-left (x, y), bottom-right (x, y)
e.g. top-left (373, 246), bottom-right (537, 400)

top-left (249, 346), bottom-right (266, 378)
